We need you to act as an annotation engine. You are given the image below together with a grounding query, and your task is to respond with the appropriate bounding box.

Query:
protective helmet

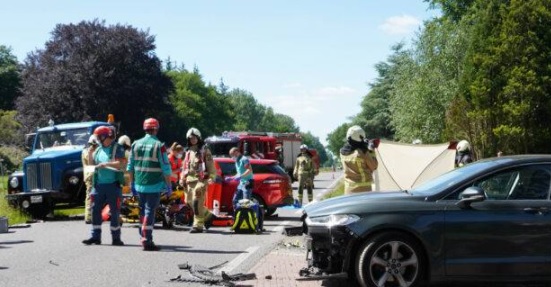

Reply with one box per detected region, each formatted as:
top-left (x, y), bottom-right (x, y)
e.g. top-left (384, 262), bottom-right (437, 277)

top-left (93, 126), bottom-right (114, 141)
top-left (118, 135), bottom-right (131, 147)
top-left (457, 140), bottom-right (471, 152)
top-left (346, 125), bottom-right (366, 142)
top-left (143, 118), bottom-right (159, 130)
top-left (186, 127), bottom-right (202, 140)
top-left (300, 144), bottom-right (308, 150)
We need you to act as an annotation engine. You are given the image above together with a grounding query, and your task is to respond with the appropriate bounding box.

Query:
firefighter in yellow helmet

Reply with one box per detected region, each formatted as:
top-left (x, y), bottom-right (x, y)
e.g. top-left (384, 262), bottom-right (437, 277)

top-left (179, 127), bottom-right (217, 233)
top-left (293, 144), bottom-right (315, 206)
top-left (340, 125), bottom-right (378, 194)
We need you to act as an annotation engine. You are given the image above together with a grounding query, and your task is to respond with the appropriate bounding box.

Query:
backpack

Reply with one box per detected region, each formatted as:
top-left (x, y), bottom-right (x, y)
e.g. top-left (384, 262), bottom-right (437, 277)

top-left (232, 201), bottom-right (259, 234)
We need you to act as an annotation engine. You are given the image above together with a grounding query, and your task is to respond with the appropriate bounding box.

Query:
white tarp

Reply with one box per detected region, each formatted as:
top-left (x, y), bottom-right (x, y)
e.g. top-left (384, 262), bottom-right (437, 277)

top-left (373, 140), bottom-right (456, 191)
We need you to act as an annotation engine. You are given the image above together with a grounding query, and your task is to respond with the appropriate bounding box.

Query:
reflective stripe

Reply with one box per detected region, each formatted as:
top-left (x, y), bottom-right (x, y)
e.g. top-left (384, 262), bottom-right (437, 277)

top-left (135, 166), bottom-right (163, 172)
top-left (354, 157), bottom-right (367, 183)
top-left (134, 156), bottom-right (160, 162)
top-left (142, 225), bottom-right (154, 230)
top-left (92, 225), bottom-right (102, 229)
top-left (110, 226), bottom-right (121, 231)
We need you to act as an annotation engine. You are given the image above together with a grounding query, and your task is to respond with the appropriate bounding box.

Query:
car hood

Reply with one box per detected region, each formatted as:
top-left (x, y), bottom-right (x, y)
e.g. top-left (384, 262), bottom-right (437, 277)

top-left (304, 191), bottom-right (427, 217)
top-left (27, 147), bottom-right (82, 161)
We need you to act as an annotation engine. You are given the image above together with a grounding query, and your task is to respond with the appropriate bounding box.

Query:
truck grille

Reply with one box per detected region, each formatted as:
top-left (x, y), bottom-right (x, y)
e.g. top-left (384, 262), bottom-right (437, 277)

top-left (26, 162), bottom-right (53, 190)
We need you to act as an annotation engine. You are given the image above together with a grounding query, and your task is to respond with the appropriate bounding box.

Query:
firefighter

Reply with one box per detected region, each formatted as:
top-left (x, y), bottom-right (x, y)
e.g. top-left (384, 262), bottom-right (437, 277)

top-left (293, 144), bottom-right (315, 206)
top-left (179, 127), bottom-right (216, 233)
top-left (118, 135), bottom-right (132, 158)
top-left (168, 142), bottom-right (184, 190)
top-left (340, 125), bottom-right (378, 195)
top-left (455, 140), bottom-right (473, 167)
top-left (127, 118), bottom-right (172, 251)
top-left (82, 126), bottom-right (126, 246)
top-left (81, 134), bottom-right (99, 224)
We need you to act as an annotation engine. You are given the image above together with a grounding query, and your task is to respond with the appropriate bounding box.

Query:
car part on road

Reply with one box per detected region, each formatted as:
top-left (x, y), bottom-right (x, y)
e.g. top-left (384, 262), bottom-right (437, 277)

top-left (171, 262), bottom-right (256, 287)
top-left (297, 266), bottom-right (348, 281)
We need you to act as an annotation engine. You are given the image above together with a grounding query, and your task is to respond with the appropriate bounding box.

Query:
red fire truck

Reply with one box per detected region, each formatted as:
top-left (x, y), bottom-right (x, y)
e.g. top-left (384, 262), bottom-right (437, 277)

top-left (205, 131), bottom-right (304, 179)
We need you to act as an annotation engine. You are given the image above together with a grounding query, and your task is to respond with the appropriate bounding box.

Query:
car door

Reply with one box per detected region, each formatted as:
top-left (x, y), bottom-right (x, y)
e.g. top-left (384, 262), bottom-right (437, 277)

top-left (444, 164), bottom-right (551, 278)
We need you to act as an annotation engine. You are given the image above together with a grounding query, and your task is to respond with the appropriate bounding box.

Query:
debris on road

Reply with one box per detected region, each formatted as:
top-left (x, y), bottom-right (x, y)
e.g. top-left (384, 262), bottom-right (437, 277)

top-left (171, 262), bottom-right (256, 286)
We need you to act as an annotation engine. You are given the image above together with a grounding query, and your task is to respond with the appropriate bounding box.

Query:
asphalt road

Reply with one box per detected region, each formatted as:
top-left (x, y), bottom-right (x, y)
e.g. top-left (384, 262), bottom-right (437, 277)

top-left (0, 171), bottom-right (343, 287)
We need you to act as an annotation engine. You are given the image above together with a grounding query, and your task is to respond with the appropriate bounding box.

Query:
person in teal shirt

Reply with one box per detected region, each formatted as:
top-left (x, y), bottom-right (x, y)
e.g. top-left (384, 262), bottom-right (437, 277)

top-left (227, 147), bottom-right (253, 208)
top-left (82, 126), bottom-right (126, 246)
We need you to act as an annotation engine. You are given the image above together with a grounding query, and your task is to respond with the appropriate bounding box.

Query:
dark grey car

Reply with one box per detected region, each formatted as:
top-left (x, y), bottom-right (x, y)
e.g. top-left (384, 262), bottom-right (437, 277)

top-left (303, 155), bottom-right (551, 287)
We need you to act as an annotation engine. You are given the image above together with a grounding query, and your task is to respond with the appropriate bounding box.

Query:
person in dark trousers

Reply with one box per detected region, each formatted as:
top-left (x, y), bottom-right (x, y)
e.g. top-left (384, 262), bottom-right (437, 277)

top-left (82, 126), bottom-right (126, 246)
top-left (127, 118), bottom-right (172, 251)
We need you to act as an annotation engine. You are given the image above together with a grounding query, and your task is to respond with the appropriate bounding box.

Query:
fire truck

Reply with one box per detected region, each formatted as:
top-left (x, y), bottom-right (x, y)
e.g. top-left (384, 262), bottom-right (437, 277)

top-left (205, 131), bottom-right (303, 179)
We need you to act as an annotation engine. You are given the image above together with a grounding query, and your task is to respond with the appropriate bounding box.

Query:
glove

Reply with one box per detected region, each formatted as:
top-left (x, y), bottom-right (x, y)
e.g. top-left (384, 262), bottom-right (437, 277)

top-left (131, 183), bottom-right (138, 196)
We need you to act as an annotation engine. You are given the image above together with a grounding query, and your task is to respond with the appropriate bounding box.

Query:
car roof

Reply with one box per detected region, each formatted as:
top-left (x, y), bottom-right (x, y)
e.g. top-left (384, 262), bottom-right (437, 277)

top-left (214, 157), bottom-right (278, 165)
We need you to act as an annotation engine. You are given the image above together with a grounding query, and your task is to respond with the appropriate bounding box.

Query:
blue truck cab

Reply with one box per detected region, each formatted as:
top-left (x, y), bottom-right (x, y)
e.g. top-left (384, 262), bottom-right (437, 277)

top-left (6, 121), bottom-right (112, 218)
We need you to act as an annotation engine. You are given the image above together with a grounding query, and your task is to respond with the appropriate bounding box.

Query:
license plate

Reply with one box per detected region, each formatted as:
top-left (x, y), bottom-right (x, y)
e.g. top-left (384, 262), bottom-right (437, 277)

top-left (30, 195), bottom-right (43, 204)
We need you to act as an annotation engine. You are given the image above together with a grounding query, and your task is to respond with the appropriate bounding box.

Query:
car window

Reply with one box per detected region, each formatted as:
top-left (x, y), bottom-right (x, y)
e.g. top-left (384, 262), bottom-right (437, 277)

top-left (252, 163), bottom-right (273, 174)
top-left (470, 164), bottom-right (551, 200)
top-left (218, 162), bottom-right (236, 176)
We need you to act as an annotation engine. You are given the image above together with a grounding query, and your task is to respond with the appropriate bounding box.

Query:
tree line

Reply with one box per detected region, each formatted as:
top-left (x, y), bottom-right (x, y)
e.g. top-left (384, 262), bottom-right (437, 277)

top-left (327, 0), bottom-right (551, 159)
top-left (0, 19), bottom-right (328, 167)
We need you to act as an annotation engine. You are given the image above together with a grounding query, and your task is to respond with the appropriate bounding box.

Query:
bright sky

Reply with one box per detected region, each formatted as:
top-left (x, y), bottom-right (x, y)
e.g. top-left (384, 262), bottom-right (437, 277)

top-left (1, 0), bottom-right (438, 145)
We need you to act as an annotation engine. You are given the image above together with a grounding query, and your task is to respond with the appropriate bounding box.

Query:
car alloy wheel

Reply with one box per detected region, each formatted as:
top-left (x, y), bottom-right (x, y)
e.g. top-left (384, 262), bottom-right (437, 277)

top-left (356, 232), bottom-right (424, 287)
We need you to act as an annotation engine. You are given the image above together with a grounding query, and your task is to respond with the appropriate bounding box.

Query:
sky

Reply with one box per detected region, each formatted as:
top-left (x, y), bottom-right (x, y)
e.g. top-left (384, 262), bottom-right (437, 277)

top-left (1, 0), bottom-right (438, 145)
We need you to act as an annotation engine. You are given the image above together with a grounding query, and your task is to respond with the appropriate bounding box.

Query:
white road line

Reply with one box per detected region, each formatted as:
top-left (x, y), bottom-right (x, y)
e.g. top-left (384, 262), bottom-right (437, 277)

top-left (272, 220), bottom-right (290, 233)
top-left (219, 246), bottom-right (260, 274)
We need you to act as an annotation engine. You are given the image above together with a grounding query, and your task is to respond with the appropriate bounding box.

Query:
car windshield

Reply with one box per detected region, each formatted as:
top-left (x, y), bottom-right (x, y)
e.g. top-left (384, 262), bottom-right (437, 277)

top-left (35, 128), bottom-right (90, 149)
top-left (208, 142), bottom-right (238, 157)
top-left (410, 160), bottom-right (501, 196)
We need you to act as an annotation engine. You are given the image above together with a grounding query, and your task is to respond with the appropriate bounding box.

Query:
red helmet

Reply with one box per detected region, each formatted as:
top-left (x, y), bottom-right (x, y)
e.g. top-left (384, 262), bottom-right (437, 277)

top-left (93, 126), bottom-right (114, 141)
top-left (143, 118), bottom-right (159, 130)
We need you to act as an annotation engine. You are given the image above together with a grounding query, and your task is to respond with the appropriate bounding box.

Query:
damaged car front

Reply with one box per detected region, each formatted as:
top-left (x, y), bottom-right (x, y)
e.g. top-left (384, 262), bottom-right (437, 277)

top-left (303, 192), bottom-right (410, 277)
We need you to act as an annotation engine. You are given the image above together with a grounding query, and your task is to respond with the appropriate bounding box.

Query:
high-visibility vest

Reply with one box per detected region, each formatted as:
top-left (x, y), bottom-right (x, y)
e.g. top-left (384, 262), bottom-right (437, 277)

top-left (132, 136), bottom-right (164, 185)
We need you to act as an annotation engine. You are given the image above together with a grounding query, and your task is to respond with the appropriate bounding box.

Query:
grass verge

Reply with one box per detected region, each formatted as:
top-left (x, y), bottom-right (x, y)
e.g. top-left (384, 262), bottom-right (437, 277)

top-left (0, 176), bottom-right (31, 225)
top-left (323, 179), bottom-right (344, 199)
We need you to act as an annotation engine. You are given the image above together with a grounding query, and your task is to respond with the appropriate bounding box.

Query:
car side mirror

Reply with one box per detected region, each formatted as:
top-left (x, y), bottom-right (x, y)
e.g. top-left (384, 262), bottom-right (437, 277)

top-left (456, 186), bottom-right (486, 209)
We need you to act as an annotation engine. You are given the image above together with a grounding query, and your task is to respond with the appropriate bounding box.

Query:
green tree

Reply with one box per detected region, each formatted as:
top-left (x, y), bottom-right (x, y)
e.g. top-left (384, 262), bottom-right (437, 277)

top-left (0, 45), bottom-right (21, 110)
top-left (0, 110), bottom-right (22, 145)
top-left (326, 123), bottom-right (350, 157)
top-left (167, 68), bottom-right (234, 143)
top-left (16, 19), bottom-right (172, 139)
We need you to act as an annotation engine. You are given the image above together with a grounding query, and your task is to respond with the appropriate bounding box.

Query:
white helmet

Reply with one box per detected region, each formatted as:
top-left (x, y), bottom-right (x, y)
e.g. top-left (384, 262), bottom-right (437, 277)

top-left (457, 140), bottom-right (471, 152)
top-left (300, 144), bottom-right (308, 150)
top-left (186, 127), bottom-right (202, 139)
top-left (118, 135), bottom-right (131, 147)
top-left (88, 134), bottom-right (99, 145)
top-left (346, 125), bottom-right (366, 142)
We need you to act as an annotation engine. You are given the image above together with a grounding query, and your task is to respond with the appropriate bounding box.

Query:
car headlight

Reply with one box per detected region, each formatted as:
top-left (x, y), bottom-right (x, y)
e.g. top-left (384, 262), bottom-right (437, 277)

top-left (68, 176), bottom-right (79, 185)
top-left (305, 214), bottom-right (360, 227)
top-left (9, 177), bottom-right (19, 188)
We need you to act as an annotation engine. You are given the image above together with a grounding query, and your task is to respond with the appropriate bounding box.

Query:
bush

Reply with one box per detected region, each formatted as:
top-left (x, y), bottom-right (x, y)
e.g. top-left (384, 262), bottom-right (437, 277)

top-left (0, 145), bottom-right (28, 173)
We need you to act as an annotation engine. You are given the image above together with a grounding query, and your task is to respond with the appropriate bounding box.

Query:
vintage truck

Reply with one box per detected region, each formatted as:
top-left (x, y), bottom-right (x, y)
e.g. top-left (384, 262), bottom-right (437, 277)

top-left (6, 121), bottom-right (112, 218)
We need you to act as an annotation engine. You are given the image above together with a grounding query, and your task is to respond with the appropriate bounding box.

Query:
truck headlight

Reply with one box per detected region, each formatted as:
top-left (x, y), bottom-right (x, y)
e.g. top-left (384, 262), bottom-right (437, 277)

top-left (305, 214), bottom-right (360, 227)
top-left (9, 177), bottom-right (19, 188)
top-left (68, 176), bottom-right (79, 185)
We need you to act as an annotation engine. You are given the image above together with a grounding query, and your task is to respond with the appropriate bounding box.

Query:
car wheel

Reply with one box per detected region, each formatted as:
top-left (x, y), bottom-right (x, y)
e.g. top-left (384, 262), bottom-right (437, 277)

top-left (355, 232), bottom-right (425, 287)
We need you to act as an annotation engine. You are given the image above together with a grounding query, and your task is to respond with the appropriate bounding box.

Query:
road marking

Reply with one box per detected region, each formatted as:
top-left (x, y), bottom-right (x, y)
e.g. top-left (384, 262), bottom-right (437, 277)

top-left (272, 220), bottom-right (290, 233)
top-left (219, 246), bottom-right (260, 274)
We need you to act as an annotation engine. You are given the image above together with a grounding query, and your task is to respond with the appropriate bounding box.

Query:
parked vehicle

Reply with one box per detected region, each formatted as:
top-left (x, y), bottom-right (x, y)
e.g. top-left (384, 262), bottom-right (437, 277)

top-left (209, 157), bottom-right (293, 217)
top-left (303, 155), bottom-right (551, 286)
top-left (6, 121), bottom-right (112, 218)
top-left (205, 131), bottom-right (303, 180)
